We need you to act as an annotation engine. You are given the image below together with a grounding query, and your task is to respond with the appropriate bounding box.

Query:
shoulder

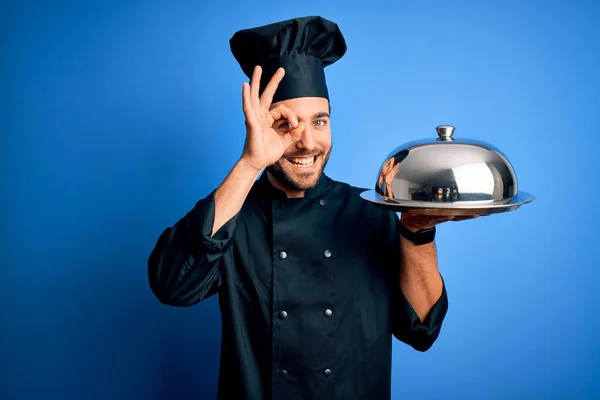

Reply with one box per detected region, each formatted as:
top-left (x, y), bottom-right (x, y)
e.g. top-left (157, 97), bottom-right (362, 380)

top-left (326, 175), bottom-right (368, 194)
top-left (325, 176), bottom-right (393, 219)
top-left (325, 176), bottom-right (399, 241)
top-left (325, 176), bottom-right (366, 199)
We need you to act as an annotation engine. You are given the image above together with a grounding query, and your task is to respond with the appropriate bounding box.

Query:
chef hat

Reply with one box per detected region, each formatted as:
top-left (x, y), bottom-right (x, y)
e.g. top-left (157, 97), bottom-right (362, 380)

top-left (229, 16), bottom-right (347, 103)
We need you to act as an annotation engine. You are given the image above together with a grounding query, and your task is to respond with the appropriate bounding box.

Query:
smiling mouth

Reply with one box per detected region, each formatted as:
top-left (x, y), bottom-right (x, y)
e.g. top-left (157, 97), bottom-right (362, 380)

top-left (287, 156), bottom-right (317, 167)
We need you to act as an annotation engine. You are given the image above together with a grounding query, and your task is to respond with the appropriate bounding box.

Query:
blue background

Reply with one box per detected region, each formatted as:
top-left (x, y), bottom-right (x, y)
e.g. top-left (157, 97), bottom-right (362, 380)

top-left (2, 0), bottom-right (599, 399)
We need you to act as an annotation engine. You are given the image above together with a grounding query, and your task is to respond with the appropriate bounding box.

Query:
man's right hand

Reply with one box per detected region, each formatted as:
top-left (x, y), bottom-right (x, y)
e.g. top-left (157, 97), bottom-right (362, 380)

top-left (240, 66), bottom-right (306, 172)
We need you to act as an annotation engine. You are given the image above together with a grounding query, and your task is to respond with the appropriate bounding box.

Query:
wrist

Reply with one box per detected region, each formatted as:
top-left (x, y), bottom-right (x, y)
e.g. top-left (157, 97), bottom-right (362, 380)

top-left (400, 221), bottom-right (422, 232)
top-left (399, 219), bottom-right (436, 246)
top-left (226, 158), bottom-right (263, 188)
top-left (238, 156), bottom-right (265, 175)
top-left (400, 216), bottom-right (433, 232)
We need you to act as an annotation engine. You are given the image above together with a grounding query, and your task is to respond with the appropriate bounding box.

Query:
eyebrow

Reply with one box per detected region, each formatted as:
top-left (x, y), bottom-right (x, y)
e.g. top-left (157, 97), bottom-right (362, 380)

top-left (297, 112), bottom-right (330, 122)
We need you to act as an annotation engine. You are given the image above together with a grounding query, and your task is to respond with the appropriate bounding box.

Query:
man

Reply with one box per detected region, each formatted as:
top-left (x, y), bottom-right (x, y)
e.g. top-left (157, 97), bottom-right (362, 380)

top-left (148, 16), bottom-right (456, 400)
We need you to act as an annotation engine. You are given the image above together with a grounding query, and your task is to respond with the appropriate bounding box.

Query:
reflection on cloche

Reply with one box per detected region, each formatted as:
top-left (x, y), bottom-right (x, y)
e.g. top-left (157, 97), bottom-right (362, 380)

top-left (360, 125), bottom-right (535, 216)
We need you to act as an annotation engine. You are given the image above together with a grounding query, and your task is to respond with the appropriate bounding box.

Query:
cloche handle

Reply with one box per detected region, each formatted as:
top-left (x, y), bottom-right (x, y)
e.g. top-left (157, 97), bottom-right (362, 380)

top-left (436, 125), bottom-right (455, 141)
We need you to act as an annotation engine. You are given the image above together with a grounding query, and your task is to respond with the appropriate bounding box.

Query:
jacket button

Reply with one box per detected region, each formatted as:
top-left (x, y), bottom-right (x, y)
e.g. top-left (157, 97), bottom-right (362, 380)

top-left (324, 309), bottom-right (333, 317)
top-left (323, 368), bottom-right (332, 378)
top-left (278, 310), bottom-right (288, 319)
top-left (319, 199), bottom-right (326, 207)
top-left (279, 369), bottom-right (288, 378)
top-left (323, 250), bottom-right (332, 258)
top-left (279, 251), bottom-right (287, 259)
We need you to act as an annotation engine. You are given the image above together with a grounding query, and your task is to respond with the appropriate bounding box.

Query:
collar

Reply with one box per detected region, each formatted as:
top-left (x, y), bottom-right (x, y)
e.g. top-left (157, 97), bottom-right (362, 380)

top-left (256, 169), bottom-right (330, 200)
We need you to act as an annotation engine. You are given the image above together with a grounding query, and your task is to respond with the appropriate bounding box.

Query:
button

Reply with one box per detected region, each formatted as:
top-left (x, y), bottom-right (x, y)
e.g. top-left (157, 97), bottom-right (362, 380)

top-left (279, 251), bottom-right (287, 259)
top-left (279, 369), bottom-right (288, 378)
top-left (319, 199), bottom-right (326, 207)
top-left (324, 309), bottom-right (333, 317)
top-left (323, 250), bottom-right (332, 258)
top-left (278, 310), bottom-right (288, 319)
top-left (323, 368), bottom-right (332, 377)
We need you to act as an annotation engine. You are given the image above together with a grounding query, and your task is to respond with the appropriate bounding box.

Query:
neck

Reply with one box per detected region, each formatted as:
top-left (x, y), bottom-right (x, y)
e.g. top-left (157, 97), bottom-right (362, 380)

top-left (266, 171), bottom-right (306, 198)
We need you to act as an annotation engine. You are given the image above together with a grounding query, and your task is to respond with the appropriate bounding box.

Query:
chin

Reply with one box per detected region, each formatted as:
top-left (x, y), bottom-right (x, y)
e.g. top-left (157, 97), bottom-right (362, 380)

top-left (268, 158), bottom-right (323, 191)
top-left (268, 147), bottom-right (332, 192)
top-left (289, 174), bottom-right (321, 190)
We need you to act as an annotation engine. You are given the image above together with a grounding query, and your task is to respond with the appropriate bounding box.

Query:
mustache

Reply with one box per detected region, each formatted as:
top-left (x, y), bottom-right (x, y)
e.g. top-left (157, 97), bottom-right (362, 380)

top-left (283, 150), bottom-right (321, 158)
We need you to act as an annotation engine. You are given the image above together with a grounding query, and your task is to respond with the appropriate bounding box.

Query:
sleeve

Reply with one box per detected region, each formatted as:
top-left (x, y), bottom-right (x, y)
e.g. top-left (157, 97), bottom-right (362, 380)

top-left (382, 210), bottom-right (449, 352)
top-left (147, 189), bottom-right (239, 307)
top-left (391, 274), bottom-right (449, 352)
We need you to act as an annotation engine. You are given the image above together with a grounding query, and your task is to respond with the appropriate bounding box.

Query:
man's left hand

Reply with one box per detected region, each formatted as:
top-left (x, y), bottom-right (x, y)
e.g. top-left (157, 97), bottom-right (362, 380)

top-left (400, 213), bottom-right (480, 232)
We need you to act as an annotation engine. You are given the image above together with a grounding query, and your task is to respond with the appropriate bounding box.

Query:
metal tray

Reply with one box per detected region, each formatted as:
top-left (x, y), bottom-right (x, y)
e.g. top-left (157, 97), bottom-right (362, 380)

top-left (360, 189), bottom-right (535, 216)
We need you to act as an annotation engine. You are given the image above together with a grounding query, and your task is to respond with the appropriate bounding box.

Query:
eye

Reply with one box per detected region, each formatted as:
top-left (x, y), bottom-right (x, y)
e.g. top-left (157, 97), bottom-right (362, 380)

top-left (314, 120), bottom-right (327, 127)
top-left (276, 121), bottom-right (292, 131)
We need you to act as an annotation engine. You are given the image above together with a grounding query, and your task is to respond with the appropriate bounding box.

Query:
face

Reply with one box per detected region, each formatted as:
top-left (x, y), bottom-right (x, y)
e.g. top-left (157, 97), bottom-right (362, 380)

top-left (267, 97), bottom-right (332, 192)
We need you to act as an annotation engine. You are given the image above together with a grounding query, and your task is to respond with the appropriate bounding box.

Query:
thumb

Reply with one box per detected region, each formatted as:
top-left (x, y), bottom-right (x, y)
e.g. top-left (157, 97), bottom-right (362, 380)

top-left (283, 121), bottom-right (306, 145)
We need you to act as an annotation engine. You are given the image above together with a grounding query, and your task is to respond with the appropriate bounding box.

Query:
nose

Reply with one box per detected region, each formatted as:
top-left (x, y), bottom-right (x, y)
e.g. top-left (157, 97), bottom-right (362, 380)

top-left (296, 126), bottom-right (316, 151)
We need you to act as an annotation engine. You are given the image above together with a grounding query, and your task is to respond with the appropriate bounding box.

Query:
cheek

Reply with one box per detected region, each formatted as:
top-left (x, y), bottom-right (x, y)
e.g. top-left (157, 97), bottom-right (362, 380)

top-left (318, 137), bottom-right (331, 152)
top-left (317, 129), bottom-right (331, 147)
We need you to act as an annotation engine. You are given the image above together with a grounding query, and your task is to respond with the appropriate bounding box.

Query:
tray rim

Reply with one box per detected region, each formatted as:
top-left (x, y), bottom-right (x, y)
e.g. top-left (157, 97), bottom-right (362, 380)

top-left (359, 190), bottom-right (535, 215)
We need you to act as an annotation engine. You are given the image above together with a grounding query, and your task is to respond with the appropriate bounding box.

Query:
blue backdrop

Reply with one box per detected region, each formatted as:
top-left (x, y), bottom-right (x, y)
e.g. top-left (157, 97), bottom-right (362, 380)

top-left (2, 0), bottom-right (599, 399)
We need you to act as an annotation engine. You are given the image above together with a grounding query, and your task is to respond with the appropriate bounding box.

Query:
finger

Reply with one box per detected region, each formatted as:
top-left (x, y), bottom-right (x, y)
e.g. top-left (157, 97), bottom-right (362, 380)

top-left (427, 216), bottom-right (452, 224)
top-left (250, 66), bottom-right (262, 110)
top-left (270, 104), bottom-right (299, 128)
top-left (382, 159), bottom-right (393, 174)
top-left (242, 82), bottom-right (257, 127)
top-left (260, 67), bottom-right (285, 110)
top-left (407, 215), bottom-right (449, 225)
top-left (282, 121), bottom-right (306, 145)
top-left (453, 215), bottom-right (479, 221)
top-left (242, 82), bottom-right (252, 116)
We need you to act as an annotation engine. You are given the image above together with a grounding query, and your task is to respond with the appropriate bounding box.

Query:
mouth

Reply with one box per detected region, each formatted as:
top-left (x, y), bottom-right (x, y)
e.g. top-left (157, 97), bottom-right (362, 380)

top-left (286, 155), bottom-right (318, 169)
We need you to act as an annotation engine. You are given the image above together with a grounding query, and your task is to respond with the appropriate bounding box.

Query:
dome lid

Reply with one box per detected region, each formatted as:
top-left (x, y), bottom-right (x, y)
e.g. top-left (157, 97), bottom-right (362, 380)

top-left (360, 125), bottom-right (535, 216)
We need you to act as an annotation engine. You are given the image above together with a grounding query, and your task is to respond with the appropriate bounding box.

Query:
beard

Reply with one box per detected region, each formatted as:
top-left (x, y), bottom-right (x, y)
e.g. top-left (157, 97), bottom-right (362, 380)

top-left (266, 144), bottom-right (333, 191)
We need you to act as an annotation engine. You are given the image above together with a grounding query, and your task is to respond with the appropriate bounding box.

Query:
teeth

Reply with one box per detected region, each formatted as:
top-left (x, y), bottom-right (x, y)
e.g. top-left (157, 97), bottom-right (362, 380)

top-left (289, 156), bottom-right (315, 166)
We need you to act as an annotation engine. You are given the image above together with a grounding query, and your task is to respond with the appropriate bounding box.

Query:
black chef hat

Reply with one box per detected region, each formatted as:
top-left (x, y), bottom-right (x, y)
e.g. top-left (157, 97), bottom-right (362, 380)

top-left (230, 16), bottom-right (347, 103)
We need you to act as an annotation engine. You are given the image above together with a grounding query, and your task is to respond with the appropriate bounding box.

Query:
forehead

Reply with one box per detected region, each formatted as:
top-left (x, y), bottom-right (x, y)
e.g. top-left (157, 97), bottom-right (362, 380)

top-left (270, 97), bottom-right (330, 117)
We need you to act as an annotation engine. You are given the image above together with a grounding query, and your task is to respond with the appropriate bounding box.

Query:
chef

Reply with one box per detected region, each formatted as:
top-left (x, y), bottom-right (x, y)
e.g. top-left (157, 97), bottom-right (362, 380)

top-left (148, 15), bottom-right (455, 400)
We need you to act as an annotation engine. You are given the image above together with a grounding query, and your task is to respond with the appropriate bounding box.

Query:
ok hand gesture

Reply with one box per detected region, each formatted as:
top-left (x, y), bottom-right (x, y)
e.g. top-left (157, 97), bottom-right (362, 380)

top-left (240, 66), bottom-right (306, 171)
